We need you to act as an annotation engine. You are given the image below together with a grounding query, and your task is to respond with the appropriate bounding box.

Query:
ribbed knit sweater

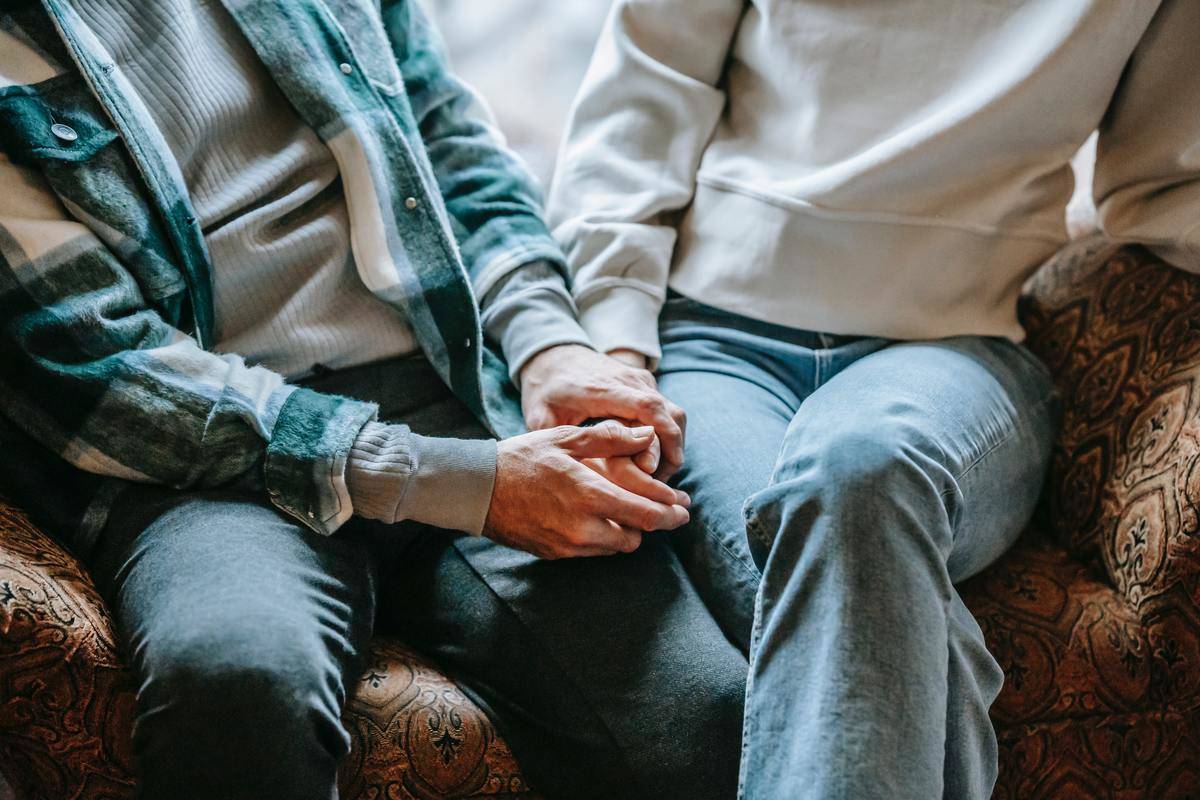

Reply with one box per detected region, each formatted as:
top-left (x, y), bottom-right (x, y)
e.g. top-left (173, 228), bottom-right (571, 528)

top-left (76, 0), bottom-right (591, 534)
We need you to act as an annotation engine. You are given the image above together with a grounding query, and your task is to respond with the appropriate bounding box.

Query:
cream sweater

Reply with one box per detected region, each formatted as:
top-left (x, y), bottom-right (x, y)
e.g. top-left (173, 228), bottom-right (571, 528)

top-left (550, 0), bottom-right (1200, 361)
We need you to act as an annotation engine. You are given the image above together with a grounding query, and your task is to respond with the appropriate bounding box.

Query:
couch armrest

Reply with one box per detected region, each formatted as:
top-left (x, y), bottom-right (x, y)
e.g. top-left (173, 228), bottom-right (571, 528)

top-left (1020, 238), bottom-right (1200, 698)
top-left (0, 497), bottom-right (136, 798)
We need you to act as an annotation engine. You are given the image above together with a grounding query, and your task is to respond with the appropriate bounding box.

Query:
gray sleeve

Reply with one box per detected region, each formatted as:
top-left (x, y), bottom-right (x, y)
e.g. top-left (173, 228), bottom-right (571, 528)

top-left (346, 421), bottom-right (497, 535)
top-left (481, 261), bottom-right (594, 381)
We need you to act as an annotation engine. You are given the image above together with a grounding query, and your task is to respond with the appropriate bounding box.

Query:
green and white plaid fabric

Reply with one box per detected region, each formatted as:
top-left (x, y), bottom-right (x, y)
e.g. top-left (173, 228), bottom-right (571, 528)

top-left (0, 0), bottom-right (558, 543)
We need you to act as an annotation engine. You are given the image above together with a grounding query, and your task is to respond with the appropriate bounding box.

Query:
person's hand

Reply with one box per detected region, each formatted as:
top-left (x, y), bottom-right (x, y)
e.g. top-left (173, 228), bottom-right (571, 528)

top-left (484, 421), bottom-right (691, 560)
top-left (519, 344), bottom-right (686, 480)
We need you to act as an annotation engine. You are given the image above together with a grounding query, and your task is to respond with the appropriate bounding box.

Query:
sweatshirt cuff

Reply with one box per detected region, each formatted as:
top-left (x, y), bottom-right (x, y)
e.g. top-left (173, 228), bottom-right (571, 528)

top-left (494, 288), bottom-right (594, 381)
top-left (347, 422), bottom-right (497, 535)
top-left (405, 433), bottom-right (497, 535)
top-left (576, 285), bottom-right (665, 365)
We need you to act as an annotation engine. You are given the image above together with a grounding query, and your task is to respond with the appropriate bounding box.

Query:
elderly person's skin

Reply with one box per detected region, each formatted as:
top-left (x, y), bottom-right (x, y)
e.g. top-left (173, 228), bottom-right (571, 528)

top-left (491, 343), bottom-right (688, 560)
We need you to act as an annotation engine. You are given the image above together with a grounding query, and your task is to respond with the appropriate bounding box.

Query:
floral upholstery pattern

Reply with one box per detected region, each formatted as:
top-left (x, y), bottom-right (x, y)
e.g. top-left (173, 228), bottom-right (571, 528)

top-left (2, 239), bottom-right (1199, 798)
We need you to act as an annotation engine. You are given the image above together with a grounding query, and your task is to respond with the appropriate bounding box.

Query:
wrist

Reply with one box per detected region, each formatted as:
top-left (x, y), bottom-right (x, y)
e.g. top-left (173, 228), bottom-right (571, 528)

top-left (607, 348), bottom-right (650, 370)
top-left (519, 343), bottom-right (594, 390)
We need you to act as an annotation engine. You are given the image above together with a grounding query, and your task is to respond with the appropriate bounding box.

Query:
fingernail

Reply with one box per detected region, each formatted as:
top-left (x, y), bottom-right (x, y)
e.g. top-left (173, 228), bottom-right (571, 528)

top-left (634, 426), bottom-right (655, 437)
top-left (676, 491), bottom-right (691, 508)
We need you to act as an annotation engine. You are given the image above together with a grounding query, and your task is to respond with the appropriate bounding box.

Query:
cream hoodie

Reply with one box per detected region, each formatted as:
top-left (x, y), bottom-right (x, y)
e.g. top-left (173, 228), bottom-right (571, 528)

top-left (549, 0), bottom-right (1200, 361)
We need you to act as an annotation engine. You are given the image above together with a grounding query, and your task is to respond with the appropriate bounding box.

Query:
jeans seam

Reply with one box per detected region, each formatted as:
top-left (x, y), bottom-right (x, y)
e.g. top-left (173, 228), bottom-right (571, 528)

top-left (737, 589), bottom-right (766, 800)
top-left (694, 513), bottom-right (764, 582)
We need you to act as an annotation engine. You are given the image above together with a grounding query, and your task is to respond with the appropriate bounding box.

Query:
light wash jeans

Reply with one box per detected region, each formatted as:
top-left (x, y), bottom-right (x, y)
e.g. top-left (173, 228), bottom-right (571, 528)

top-left (656, 294), bottom-right (1059, 800)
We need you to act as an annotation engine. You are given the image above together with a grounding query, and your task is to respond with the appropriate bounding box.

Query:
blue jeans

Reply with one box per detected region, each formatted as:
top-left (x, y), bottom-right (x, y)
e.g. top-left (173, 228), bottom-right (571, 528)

top-left (656, 295), bottom-right (1058, 800)
top-left (83, 355), bottom-right (746, 800)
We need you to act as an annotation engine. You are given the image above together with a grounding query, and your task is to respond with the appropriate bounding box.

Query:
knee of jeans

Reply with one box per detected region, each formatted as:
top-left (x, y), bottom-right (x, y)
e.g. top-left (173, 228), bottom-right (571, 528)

top-left (134, 619), bottom-right (351, 764)
top-left (742, 422), bottom-right (949, 567)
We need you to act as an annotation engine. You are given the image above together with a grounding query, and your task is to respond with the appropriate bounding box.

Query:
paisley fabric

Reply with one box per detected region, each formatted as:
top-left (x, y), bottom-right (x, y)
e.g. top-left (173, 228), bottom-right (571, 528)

top-left (0, 501), bottom-right (536, 799)
top-left (960, 238), bottom-right (1200, 798)
top-left (2, 239), bottom-right (1199, 798)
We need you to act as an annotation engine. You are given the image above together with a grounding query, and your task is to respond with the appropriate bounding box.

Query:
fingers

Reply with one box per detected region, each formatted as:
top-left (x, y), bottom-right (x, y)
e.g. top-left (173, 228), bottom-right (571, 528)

top-left (632, 434), bottom-right (661, 474)
top-left (606, 387), bottom-right (686, 473)
top-left (531, 518), bottom-right (642, 559)
top-left (571, 519), bottom-right (644, 556)
top-left (523, 404), bottom-right (558, 432)
top-left (561, 420), bottom-right (658, 458)
top-left (584, 457), bottom-right (689, 507)
top-left (586, 480), bottom-right (690, 532)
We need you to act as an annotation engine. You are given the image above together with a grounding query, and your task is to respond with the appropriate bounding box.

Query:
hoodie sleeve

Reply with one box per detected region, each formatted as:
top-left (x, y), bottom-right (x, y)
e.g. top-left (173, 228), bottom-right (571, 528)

top-left (547, 0), bottom-right (746, 364)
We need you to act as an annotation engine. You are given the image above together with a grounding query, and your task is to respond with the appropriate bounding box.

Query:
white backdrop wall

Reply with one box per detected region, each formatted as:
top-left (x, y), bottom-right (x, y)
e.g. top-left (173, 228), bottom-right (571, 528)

top-left (429, 0), bottom-right (613, 185)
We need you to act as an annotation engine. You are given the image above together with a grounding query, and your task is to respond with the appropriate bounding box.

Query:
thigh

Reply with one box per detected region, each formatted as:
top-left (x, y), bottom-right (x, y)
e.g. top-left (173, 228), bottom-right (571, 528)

top-left (654, 297), bottom-right (822, 649)
top-left (88, 485), bottom-right (381, 703)
top-left (784, 336), bottom-right (1059, 582)
top-left (655, 365), bottom-right (791, 649)
top-left (378, 532), bottom-right (747, 800)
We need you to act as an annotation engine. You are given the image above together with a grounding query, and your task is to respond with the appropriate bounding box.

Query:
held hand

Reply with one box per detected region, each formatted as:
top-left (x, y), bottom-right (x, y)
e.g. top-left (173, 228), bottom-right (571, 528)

top-left (483, 421), bottom-right (691, 560)
top-left (519, 344), bottom-right (687, 480)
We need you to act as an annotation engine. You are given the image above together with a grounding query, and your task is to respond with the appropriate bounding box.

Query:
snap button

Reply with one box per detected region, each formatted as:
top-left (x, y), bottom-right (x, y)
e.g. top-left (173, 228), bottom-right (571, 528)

top-left (339, 62), bottom-right (353, 75)
top-left (307, 510), bottom-right (316, 519)
top-left (464, 337), bottom-right (472, 348)
top-left (50, 123), bottom-right (78, 142)
top-left (404, 197), bottom-right (418, 210)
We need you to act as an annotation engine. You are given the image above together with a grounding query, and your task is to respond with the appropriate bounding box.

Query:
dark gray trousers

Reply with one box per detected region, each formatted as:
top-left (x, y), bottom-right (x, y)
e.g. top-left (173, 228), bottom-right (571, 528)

top-left (85, 356), bottom-right (746, 800)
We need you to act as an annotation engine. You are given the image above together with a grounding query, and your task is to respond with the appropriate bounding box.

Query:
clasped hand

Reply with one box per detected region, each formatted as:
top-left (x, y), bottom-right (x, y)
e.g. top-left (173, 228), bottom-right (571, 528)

top-left (482, 345), bottom-right (689, 559)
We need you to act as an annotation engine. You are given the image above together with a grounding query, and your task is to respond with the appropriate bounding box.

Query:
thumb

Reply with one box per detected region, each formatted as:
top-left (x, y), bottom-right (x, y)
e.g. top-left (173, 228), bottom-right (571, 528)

top-left (564, 421), bottom-right (657, 459)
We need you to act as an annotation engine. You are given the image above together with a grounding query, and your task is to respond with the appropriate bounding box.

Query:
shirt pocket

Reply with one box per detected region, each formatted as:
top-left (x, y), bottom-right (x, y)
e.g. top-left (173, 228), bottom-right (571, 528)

top-left (0, 73), bottom-right (119, 168)
top-left (0, 73), bottom-right (190, 311)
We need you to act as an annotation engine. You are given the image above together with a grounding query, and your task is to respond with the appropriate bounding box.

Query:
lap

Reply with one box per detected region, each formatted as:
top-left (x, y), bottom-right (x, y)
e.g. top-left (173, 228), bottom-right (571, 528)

top-left (87, 354), bottom-right (746, 800)
top-left (371, 527), bottom-right (746, 800)
top-left (655, 365), bottom-right (790, 649)
top-left (774, 336), bottom-right (1059, 580)
top-left (655, 304), bottom-right (1058, 606)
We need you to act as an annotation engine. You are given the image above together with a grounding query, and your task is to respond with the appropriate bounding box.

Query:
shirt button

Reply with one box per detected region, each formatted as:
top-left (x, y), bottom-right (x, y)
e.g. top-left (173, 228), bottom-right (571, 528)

top-left (50, 123), bottom-right (78, 142)
top-left (404, 197), bottom-right (418, 210)
top-left (307, 511), bottom-right (316, 519)
top-left (464, 337), bottom-right (472, 348)
top-left (339, 62), bottom-right (353, 75)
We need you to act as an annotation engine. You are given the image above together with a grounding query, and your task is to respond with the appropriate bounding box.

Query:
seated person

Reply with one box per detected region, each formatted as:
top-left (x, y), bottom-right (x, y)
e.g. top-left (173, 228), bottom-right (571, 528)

top-left (0, 2), bottom-right (746, 798)
top-left (549, 1), bottom-right (1200, 797)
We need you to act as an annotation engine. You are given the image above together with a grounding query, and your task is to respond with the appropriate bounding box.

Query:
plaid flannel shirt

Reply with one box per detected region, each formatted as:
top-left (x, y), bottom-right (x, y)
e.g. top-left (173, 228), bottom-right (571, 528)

top-left (0, 0), bottom-right (560, 544)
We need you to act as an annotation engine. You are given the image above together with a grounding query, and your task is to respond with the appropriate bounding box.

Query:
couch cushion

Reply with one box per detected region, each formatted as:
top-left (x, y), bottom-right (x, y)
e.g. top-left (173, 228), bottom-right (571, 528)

top-left (1020, 240), bottom-right (1200, 647)
top-left (0, 498), bottom-right (536, 799)
top-left (962, 532), bottom-right (1196, 726)
top-left (0, 501), bottom-right (136, 800)
top-left (991, 708), bottom-right (1200, 800)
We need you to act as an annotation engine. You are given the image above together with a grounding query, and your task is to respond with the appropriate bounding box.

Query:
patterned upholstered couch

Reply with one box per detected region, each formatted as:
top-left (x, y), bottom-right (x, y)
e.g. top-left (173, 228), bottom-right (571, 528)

top-left (2, 238), bottom-right (1199, 799)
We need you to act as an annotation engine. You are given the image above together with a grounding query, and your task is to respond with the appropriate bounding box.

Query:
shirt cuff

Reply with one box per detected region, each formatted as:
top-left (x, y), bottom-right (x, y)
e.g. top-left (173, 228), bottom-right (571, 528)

top-left (346, 421), bottom-right (497, 535)
top-left (265, 387), bottom-right (379, 536)
top-left (576, 285), bottom-right (665, 366)
top-left (481, 262), bottom-right (593, 380)
top-left (494, 288), bottom-right (594, 380)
